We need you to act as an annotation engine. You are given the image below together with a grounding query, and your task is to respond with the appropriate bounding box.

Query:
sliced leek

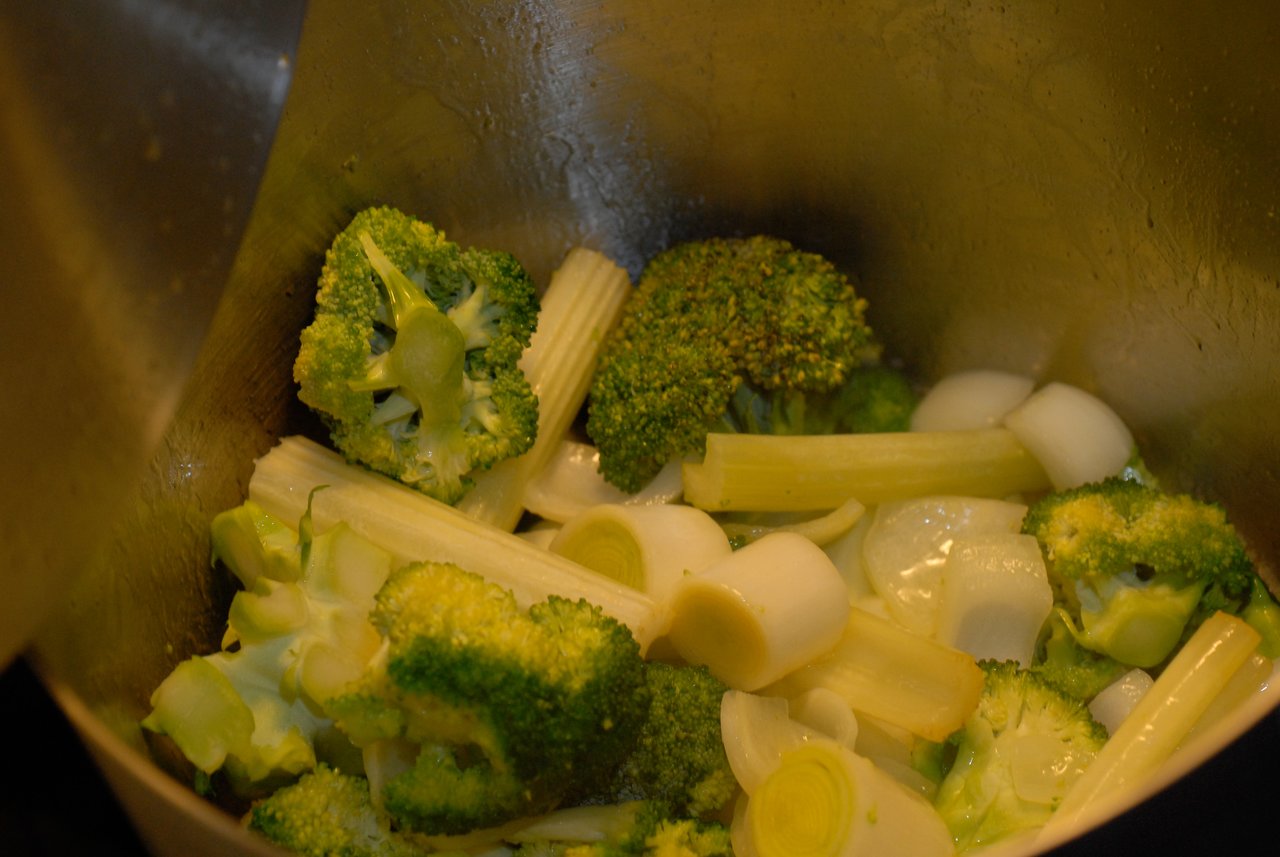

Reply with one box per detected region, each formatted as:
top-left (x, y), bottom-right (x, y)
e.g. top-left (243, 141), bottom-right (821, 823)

top-left (767, 607), bottom-right (984, 742)
top-left (740, 740), bottom-right (955, 857)
top-left (666, 532), bottom-right (850, 691)
top-left (547, 502), bottom-right (732, 600)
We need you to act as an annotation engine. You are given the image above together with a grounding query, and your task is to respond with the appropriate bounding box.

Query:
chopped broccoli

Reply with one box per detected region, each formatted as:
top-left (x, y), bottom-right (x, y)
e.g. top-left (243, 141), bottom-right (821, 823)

top-left (930, 660), bottom-right (1109, 852)
top-left (1021, 476), bottom-right (1275, 668)
top-left (1028, 611), bottom-right (1129, 703)
top-left (599, 662), bottom-right (738, 818)
top-left (726, 362), bottom-right (919, 436)
top-left (324, 561), bottom-right (650, 835)
top-left (248, 764), bottom-right (425, 857)
top-left (142, 499), bottom-right (392, 796)
top-left (510, 801), bottom-right (732, 857)
top-left (295, 206), bottom-right (540, 505)
top-left (585, 235), bottom-right (878, 492)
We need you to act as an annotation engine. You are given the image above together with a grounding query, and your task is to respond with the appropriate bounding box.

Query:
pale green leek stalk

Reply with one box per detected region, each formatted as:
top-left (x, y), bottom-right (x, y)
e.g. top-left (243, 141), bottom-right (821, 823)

top-left (458, 248), bottom-right (632, 530)
top-left (547, 503), bottom-right (732, 601)
top-left (766, 607), bottom-right (985, 742)
top-left (739, 740), bottom-right (955, 857)
top-left (666, 531), bottom-right (851, 691)
top-left (1044, 611), bottom-right (1262, 836)
top-left (682, 429), bottom-right (1051, 512)
top-left (247, 435), bottom-right (662, 650)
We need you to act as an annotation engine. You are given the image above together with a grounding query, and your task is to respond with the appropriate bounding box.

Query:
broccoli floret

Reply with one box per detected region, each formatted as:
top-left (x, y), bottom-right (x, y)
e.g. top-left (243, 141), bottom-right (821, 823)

top-left (725, 362), bottom-right (919, 436)
top-left (585, 235), bottom-right (877, 492)
top-left (295, 206), bottom-right (540, 505)
top-left (931, 660), bottom-right (1109, 852)
top-left (510, 801), bottom-right (732, 857)
top-left (600, 662), bottom-right (738, 818)
top-left (1021, 476), bottom-right (1273, 668)
top-left (1028, 611), bottom-right (1129, 703)
top-left (142, 499), bottom-right (392, 796)
top-left (248, 764), bottom-right (425, 857)
top-left (324, 561), bottom-right (650, 835)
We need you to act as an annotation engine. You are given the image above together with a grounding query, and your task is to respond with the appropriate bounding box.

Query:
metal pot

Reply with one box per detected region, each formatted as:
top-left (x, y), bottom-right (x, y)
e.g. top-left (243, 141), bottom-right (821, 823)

top-left (6, 1), bottom-right (1279, 855)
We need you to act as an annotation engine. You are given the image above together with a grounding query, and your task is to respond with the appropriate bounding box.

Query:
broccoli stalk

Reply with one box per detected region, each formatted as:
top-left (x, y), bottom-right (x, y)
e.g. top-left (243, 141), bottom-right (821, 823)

top-left (142, 498), bottom-right (393, 796)
top-left (294, 206), bottom-right (540, 505)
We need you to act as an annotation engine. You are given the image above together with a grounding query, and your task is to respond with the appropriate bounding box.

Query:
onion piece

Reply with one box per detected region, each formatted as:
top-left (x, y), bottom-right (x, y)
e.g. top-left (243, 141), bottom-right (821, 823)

top-left (1002, 381), bottom-right (1134, 490)
top-left (911, 369), bottom-right (1035, 432)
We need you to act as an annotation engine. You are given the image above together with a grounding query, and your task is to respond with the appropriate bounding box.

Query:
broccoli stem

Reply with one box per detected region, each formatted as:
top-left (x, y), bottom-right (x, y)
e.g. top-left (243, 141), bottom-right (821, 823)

top-left (681, 428), bottom-right (1052, 512)
top-left (1045, 611), bottom-right (1263, 836)
top-left (354, 231), bottom-right (468, 433)
top-left (247, 435), bottom-right (662, 649)
top-left (765, 607), bottom-right (986, 742)
top-left (458, 248), bottom-right (632, 530)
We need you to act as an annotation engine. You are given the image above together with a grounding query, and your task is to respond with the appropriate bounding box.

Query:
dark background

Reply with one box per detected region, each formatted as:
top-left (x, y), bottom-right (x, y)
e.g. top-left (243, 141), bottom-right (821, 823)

top-left (1, 654), bottom-right (1276, 856)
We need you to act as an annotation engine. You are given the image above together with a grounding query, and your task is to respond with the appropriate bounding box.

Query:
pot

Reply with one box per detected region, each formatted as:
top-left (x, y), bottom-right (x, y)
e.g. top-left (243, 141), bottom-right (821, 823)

top-left (8, 1), bottom-right (1280, 855)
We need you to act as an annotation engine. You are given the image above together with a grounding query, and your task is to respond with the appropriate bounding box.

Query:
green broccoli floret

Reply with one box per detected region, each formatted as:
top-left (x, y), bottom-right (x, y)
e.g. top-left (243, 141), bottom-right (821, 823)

top-left (1028, 611), bottom-right (1129, 703)
top-left (931, 660), bottom-right (1109, 852)
top-left (510, 801), bottom-right (732, 857)
top-left (324, 561), bottom-right (650, 835)
top-left (725, 362), bottom-right (918, 436)
top-left (142, 499), bottom-right (393, 796)
top-left (1021, 476), bottom-right (1274, 668)
top-left (600, 662), bottom-right (738, 818)
top-left (295, 206), bottom-right (540, 505)
top-left (248, 764), bottom-right (425, 857)
top-left (585, 235), bottom-right (878, 492)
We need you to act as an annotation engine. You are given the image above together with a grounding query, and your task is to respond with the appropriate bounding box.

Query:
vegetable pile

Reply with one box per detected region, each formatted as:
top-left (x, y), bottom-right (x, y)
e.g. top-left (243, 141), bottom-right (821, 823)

top-left (142, 207), bottom-right (1280, 857)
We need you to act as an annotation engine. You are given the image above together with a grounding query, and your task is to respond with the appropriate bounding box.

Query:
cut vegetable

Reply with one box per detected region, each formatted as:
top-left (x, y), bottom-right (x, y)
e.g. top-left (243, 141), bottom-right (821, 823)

top-left (458, 248), bottom-right (632, 530)
top-left (935, 532), bottom-right (1053, 666)
top-left (739, 741), bottom-right (955, 857)
top-left (910, 369), bottom-right (1035, 432)
top-left (717, 498), bottom-right (867, 549)
top-left (719, 691), bottom-right (816, 796)
top-left (666, 532), bottom-right (850, 691)
top-left (248, 435), bottom-right (662, 649)
top-left (1047, 611), bottom-right (1262, 832)
top-left (767, 607), bottom-right (985, 742)
top-left (682, 429), bottom-right (1050, 512)
top-left (547, 503), bottom-right (732, 600)
top-left (1002, 381), bottom-right (1134, 490)
top-left (520, 438), bottom-right (683, 524)
top-left (861, 496), bottom-right (1028, 637)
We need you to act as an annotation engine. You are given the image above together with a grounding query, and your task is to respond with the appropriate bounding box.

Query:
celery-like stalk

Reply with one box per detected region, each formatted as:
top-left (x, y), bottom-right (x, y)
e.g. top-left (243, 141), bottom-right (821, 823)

top-left (766, 607), bottom-right (985, 742)
top-left (682, 429), bottom-right (1052, 512)
top-left (1046, 611), bottom-right (1262, 833)
top-left (247, 435), bottom-right (661, 649)
top-left (458, 248), bottom-right (631, 530)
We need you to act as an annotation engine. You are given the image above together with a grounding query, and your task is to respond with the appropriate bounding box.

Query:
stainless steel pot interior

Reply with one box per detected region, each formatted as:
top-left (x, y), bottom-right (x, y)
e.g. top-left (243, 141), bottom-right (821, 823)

top-left (22, 1), bottom-right (1280, 856)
